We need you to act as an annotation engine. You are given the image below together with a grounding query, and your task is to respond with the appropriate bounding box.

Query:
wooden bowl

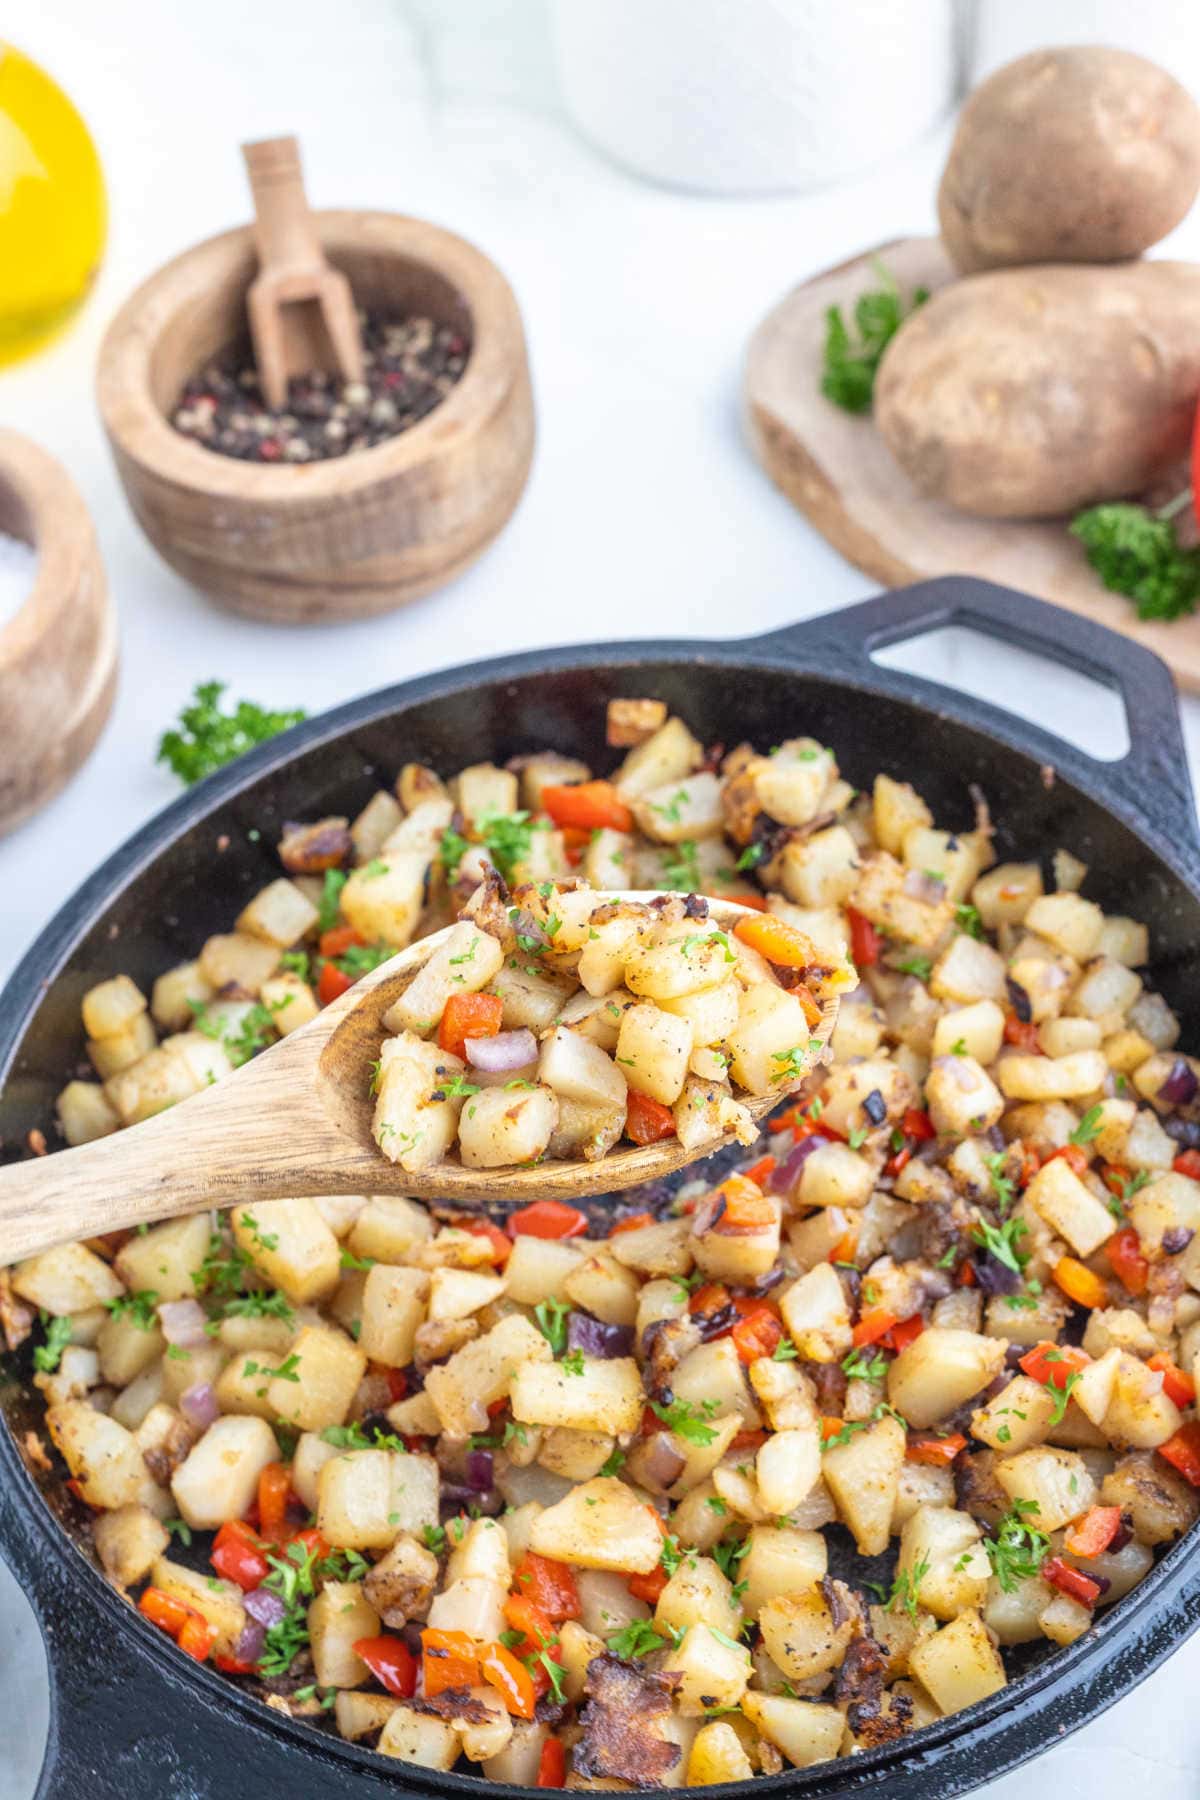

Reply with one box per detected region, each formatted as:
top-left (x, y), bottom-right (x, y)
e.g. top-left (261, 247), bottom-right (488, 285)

top-left (0, 432), bottom-right (117, 837)
top-left (95, 212), bottom-right (535, 624)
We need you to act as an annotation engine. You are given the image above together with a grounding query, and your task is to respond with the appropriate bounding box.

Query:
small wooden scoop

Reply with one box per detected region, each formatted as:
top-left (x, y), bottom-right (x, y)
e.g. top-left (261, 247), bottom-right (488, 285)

top-left (0, 897), bottom-right (837, 1265)
top-left (242, 135), bottom-right (364, 409)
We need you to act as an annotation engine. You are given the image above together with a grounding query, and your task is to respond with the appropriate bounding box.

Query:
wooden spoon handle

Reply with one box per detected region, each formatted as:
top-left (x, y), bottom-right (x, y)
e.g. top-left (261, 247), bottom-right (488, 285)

top-left (242, 135), bottom-right (325, 273)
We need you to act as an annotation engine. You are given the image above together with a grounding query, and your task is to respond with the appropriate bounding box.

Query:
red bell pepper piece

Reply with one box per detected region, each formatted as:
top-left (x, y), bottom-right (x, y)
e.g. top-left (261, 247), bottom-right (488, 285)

top-left (502, 1594), bottom-right (557, 1659)
top-left (439, 990), bottom-right (504, 1060)
top-left (883, 1313), bottom-right (925, 1352)
top-left (214, 1652), bottom-right (259, 1675)
top-left (852, 1307), bottom-right (898, 1348)
top-left (1107, 1225), bottom-right (1149, 1296)
top-left (626, 1565), bottom-right (668, 1604)
top-left (1173, 1148), bottom-right (1200, 1180)
top-left (176, 1614), bottom-right (215, 1662)
top-left (1158, 1420), bottom-right (1200, 1487)
top-left (1003, 1014), bottom-right (1040, 1052)
top-left (537, 1737), bottom-right (567, 1788)
top-left (506, 1200), bottom-right (588, 1240)
top-left (1042, 1556), bottom-right (1102, 1607)
top-left (138, 1587), bottom-right (192, 1637)
top-left (610, 1210), bottom-right (656, 1236)
top-left (624, 1089), bottom-right (678, 1145)
top-left (743, 1154), bottom-right (777, 1188)
top-left (459, 1217), bottom-right (512, 1266)
top-left (513, 1553), bottom-right (581, 1622)
top-left (731, 1300), bottom-right (784, 1364)
top-left (540, 780), bottom-right (634, 834)
top-left (317, 961), bottom-right (353, 1005)
top-left (211, 1518), bottom-right (270, 1592)
top-left (1044, 1144), bottom-right (1089, 1178)
top-left (1019, 1342), bottom-right (1091, 1390)
top-left (902, 1108), bottom-right (935, 1141)
top-left (846, 906), bottom-right (881, 968)
top-left (319, 925), bottom-right (363, 959)
top-left (906, 1432), bottom-right (966, 1467)
top-left (1148, 1352), bottom-right (1197, 1409)
top-left (1064, 1505), bottom-right (1123, 1559)
top-left (354, 1634), bottom-right (418, 1698)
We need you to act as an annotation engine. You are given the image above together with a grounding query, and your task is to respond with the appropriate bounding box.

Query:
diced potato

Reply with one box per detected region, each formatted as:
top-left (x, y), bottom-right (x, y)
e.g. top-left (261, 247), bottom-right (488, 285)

top-left (756, 1425), bottom-right (823, 1518)
top-left (759, 1583), bottom-right (857, 1680)
top-left (13, 1243), bottom-right (123, 1314)
top-left (93, 1504), bottom-right (170, 1587)
top-left (364, 1532), bottom-right (441, 1626)
top-left (237, 878), bottom-right (319, 948)
top-left (740, 1692), bottom-right (845, 1769)
top-left (428, 1266), bottom-right (504, 1322)
top-left (88, 1010), bottom-right (157, 1079)
top-left (351, 789), bottom-right (404, 861)
top-left (1101, 1351), bottom-right (1184, 1449)
top-left (999, 1050), bottom-right (1108, 1103)
top-left (318, 1448), bottom-right (439, 1549)
top-left (930, 935), bottom-right (1006, 1005)
top-left (96, 1309), bottom-right (164, 1388)
top-left (309, 1580), bottom-right (380, 1688)
top-left (1024, 1156), bottom-right (1114, 1257)
top-left (779, 825), bottom-right (859, 908)
top-left (910, 1609), bottom-right (1007, 1712)
top-left (82, 974), bottom-right (148, 1040)
top-left (501, 1234), bottom-right (585, 1307)
top-left (458, 1084), bottom-right (559, 1169)
top-left (925, 1055), bottom-right (1004, 1136)
top-left (656, 1553), bottom-right (741, 1639)
top-left (738, 1525), bottom-right (826, 1621)
top-left (150, 1557), bottom-right (246, 1654)
top-left (529, 1477), bottom-right (663, 1572)
top-left (260, 972), bottom-right (319, 1036)
top-left (972, 862), bottom-right (1043, 928)
top-left (669, 1622), bottom-right (753, 1717)
top-left (377, 1705), bottom-right (460, 1771)
top-left (114, 1214), bottom-right (211, 1301)
top-left (231, 1199), bottom-right (340, 1304)
top-left (615, 715), bottom-right (703, 800)
top-left (1100, 1452), bottom-right (1199, 1545)
top-left (821, 1412), bottom-right (906, 1555)
top-left (611, 1002), bottom-right (693, 1106)
top-left (346, 1195), bottom-right (433, 1264)
top-left (796, 1141), bottom-right (874, 1210)
top-left (170, 1415), bottom-right (279, 1529)
top-left (892, 1461), bottom-right (955, 1530)
top-left (47, 1400), bottom-right (145, 1507)
top-left (672, 1337), bottom-right (759, 1429)
top-left (984, 1573), bottom-right (1055, 1645)
top-left (994, 1446), bottom-right (1097, 1531)
top-left (426, 1314), bottom-right (552, 1437)
top-left (932, 1000), bottom-right (1005, 1064)
top-left (341, 850), bottom-right (431, 950)
top-left (451, 761), bottom-right (519, 822)
top-left (385, 923), bottom-right (505, 1036)
top-left (539, 1025), bottom-right (628, 1116)
top-left (1095, 915), bottom-right (1149, 968)
top-left (872, 774), bottom-right (932, 854)
top-left (512, 1356), bottom-right (643, 1435)
top-left (269, 1323), bottom-right (367, 1430)
top-left (851, 851), bottom-right (954, 949)
top-left (778, 1264), bottom-right (852, 1364)
top-left (888, 1329), bottom-right (1007, 1430)
top-left (373, 1033), bottom-right (466, 1172)
top-left (971, 1375), bottom-right (1056, 1453)
top-left (198, 930), bottom-right (281, 995)
top-left (727, 984), bottom-right (817, 1096)
top-left (335, 1691), bottom-right (401, 1743)
top-left (686, 1721), bottom-right (754, 1786)
top-left (1039, 1590), bottom-right (1092, 1646)
top-left (635, 772), bottom-right (724, 844)
top-left (902, 825), bottom-right (992, 904)
top-left (1025, 893), bottom-right (1104, 961)
top-left (607, 1217), bottom-right (693, 1278)
top-left (291, 1431), bottom-right (341, 1512)
top-left (899, 1506), bottom-right (988, 1620)
top-left (563, 1249), bottom-right (639, 1326)
top-left (56, 1079), bottom-right (121, 1146)
top-left (360, 1264), bottom-right (428, 1366)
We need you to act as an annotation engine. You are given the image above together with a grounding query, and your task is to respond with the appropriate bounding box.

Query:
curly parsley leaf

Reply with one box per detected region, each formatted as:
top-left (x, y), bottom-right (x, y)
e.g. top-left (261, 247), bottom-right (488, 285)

top-left (158, 681), bottom-right (306, 785)
top-left (1071, 499), bottom-right (1200, 623)
top-left (820, 261), bottom-right (929, 415)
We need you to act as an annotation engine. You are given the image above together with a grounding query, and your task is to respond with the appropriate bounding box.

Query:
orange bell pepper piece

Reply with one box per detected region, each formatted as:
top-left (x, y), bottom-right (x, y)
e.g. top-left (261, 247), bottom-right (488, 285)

top-left (1147, 1351), bottom-right (1196, 1409)
top-left (439, 990), bottom-right (504, 1060)
top-left (625, 1089), bottom-right (678, 1145)
top-left (852, 1307), bottom-right (899, 1348)
top-left (138, 1587), bottom-right (192, 1637)
top-left (480, 1641), bottom-right (538, 1719)
top-left (733, 912), bottom-right (816, 969)
top-left (540, 781), bottom-right (634, 834)
top-left (1158, 1420), bottom-right (1200, 1487)
top-left (257, 1462), bottom-right (293, 1536)
top-left (906, 1432), bottom-right (967, 1466)
top-left (421, 1628), bottom-right (482, 1696)
top-left (1052, 1256), bottom-right (1109, 1311)
top-left (1107, 1224), bottom-right (1149, 1296)
top-left (1064, 1505), bottom-right (1123, 1559)
top-left (730, 1301), bottom-right (784, 1364)
top-left (513, 1553), bottom-right (581, 1622)
top-left (176, 1614), bottom-right (215, 1662)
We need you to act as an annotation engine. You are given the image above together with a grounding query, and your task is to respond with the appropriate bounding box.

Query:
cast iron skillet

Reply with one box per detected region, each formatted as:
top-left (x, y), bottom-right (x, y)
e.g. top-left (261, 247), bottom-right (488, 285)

top-left (2, 577), bottom-right (1199, 1800)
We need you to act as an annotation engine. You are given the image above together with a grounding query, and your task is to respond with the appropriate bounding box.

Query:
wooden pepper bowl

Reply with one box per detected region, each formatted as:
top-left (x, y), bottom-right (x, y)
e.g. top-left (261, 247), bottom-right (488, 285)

top-left (0, 431), bottom-right (117, 837)
top-left (95, 212), bottom-right (535, 624)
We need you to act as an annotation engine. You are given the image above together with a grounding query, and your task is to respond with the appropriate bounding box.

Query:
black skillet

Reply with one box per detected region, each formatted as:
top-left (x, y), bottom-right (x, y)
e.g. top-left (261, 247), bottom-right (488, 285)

top-left (2, 577), bottom-right (1199, 1799)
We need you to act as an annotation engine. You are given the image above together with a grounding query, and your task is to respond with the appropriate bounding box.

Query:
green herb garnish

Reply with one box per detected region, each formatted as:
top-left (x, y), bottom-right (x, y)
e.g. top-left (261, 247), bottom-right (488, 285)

top-left (157, 681), bottom-right (306, 785)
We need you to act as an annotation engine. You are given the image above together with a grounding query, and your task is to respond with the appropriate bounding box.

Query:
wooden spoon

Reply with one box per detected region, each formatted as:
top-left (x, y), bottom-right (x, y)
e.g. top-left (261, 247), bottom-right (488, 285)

top-left (242, 135), bottom-right (364, 409)
top-left (0, 897), bottom-right (837, 1264)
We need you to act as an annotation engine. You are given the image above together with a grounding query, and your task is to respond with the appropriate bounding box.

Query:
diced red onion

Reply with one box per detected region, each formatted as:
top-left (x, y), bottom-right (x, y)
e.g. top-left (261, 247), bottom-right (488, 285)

top-left (567, 1312), bottom-right (634, 1359)
top-left (1158, 1057), bottom-right (1198, 1108)
top-left (767, 1133), bottom-right (822, 1195)
top-left (509, 908), bottom-right (550, 950)
top-left (234, 1620), bottom-right (266, 1663)
top-left (465, 1028), bottom-right (538, 1072)
top-left (466, 1449), bottom-right (495, 1491)
top-left (638, 1432), bottom-right (688, 1491)
top-left (690, 1190), bottom-right (727, 1236)
top-left (157, 1299), bottom-right (209, 1350)
top-left (903, 869), bottom-right (945, 904)
top-left (244, 1587), bottom-right (286, 1629)
top-left (179, 1381), bottom-right (219, 1431)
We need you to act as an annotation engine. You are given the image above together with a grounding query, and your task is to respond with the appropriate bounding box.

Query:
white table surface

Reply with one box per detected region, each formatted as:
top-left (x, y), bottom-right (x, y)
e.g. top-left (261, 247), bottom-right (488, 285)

top-left (2, 3), bottom-right (1198, 1794)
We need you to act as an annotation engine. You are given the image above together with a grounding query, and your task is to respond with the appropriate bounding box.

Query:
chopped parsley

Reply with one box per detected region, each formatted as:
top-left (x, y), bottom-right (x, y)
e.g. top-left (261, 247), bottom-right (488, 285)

top-left (985, 1153), bottom-right (1015, 1216)
top-left (321, 1422), bottom-right (406, 1453)
top-left (662, 840), bottom-right (702, 893)
top-left (971, 1215), bottom-right (1028, 1275)
top-left (736, 843), bottom-right (765, 871)
top-left (821, 261), bottom-right (929, 414)
top-left (1069, 1105), bottom-right (1104, 1147)
top-left (104, 1288), bottom-right (160, 1331)
top-left (561, 1349), bottom-right (586, 1377)
top-left (650, 1396), bottom-right (721, 1445)
top-left (985, 1500), bottom-right (1049, 1593)
top-left (533, 1297), bottom-right (572, 1358)
top-left (841, 1346), bottom-right (887, 1383)
top-left (32, 1315), bottom-right (73, 1374)
top-left (955, 902), bottom-right (983, 939)
top-left (894, 955), bottom-right (932, 982)
top-left (317, 869), bottom-right (347, 933)
top-left (885, 1558), bottom-right (930, 1621)
top-left (164, 1517), bottom-right (193, 1546)
top-left (606, 1619), bottom-right (678, 1659)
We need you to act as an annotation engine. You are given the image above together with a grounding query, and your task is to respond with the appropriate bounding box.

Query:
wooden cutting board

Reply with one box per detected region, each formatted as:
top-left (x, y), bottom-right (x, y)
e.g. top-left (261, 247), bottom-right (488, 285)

top-left (743, 235), bottom-right (1200, 694)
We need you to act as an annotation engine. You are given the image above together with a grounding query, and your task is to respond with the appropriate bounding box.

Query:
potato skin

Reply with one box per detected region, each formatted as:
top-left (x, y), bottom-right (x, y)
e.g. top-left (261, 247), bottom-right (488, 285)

top-left (875, 262), bottom-right (1200, 518)
top-left (939, 48), bottom-right (1200, 274)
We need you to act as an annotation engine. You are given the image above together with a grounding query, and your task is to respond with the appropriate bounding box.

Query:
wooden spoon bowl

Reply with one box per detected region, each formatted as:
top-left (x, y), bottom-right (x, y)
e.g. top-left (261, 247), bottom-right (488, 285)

top-left (0, 897), bottom-right (837, 1264)
top-left (96, 211), bottom-right (534, 624)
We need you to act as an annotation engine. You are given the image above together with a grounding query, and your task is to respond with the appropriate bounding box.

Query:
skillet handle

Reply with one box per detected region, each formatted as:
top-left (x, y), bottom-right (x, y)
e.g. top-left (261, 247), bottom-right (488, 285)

top-left (756, 575), bottom-right (1200, 857)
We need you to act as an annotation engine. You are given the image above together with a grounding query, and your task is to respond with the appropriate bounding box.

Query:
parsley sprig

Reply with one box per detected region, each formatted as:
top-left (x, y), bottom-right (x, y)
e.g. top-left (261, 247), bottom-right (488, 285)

top-left (821, 260), bottom-right (929, 414)
top-left (1071, 495), bottom-right (1200, 623)
top-left (158, 681), bottom-right (306, 785)
top-left (985, 1500), bottom-right (1049, 1593)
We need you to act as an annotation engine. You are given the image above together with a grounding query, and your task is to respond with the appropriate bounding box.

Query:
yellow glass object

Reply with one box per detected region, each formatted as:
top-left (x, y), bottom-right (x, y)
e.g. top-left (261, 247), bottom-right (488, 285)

top-left (0, 44), bottom-right (106, 363)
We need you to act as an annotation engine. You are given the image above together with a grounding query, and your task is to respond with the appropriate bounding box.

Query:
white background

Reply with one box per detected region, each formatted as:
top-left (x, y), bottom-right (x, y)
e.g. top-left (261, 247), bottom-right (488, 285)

top-left (1, 3), bottom-right (1198, 1795)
